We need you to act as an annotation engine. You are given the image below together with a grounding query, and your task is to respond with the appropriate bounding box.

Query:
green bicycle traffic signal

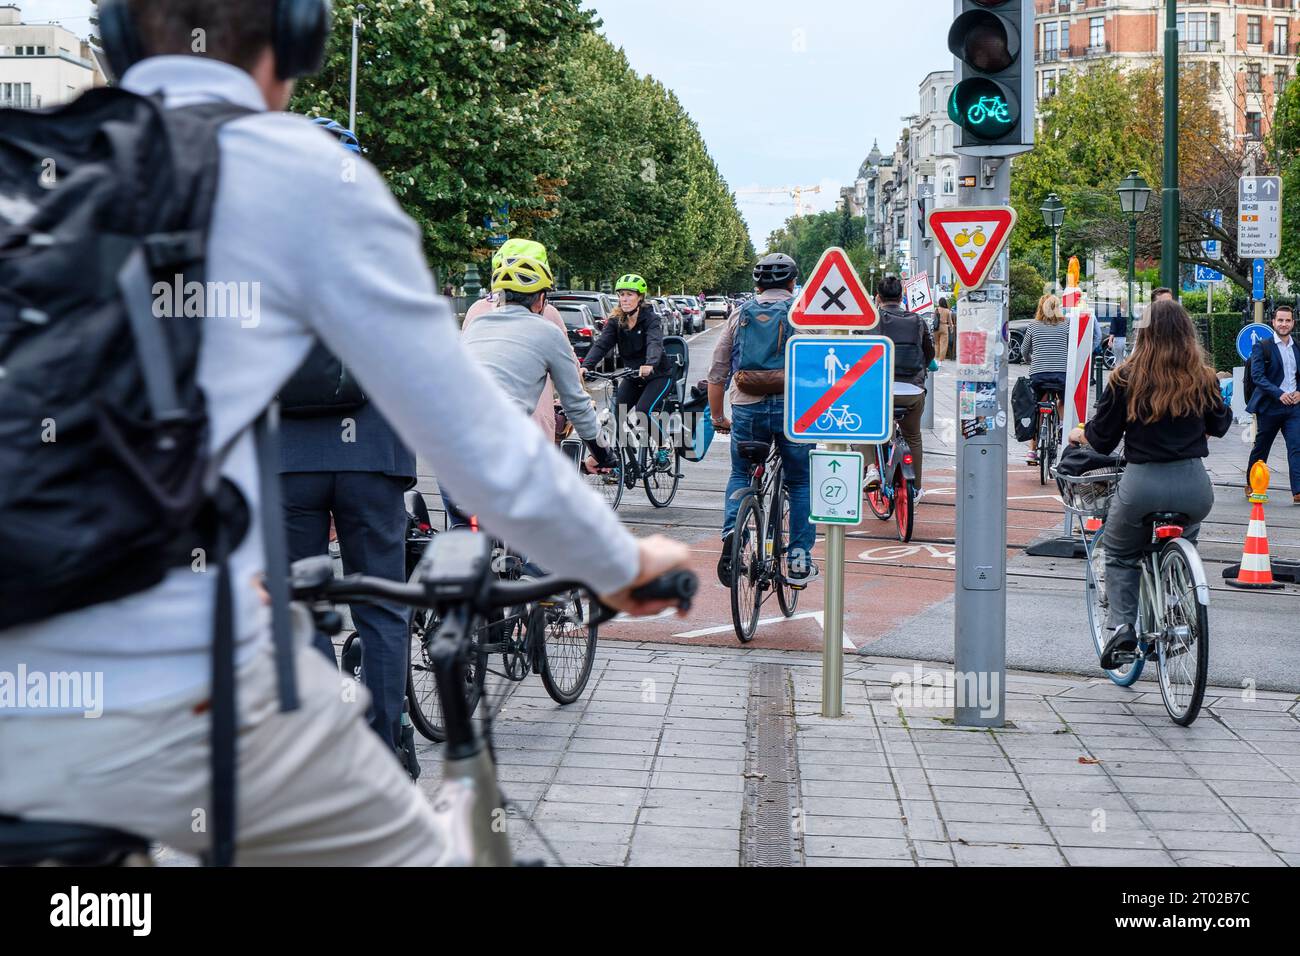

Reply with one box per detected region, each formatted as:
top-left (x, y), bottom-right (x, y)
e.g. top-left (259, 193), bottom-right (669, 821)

top-left (947, 0), bottom-right (1034, 154)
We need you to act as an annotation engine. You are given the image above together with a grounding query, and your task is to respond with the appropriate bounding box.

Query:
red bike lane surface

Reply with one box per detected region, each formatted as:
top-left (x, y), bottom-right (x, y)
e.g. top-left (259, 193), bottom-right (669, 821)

top-left (601, 459), bottom-right (1066, 653)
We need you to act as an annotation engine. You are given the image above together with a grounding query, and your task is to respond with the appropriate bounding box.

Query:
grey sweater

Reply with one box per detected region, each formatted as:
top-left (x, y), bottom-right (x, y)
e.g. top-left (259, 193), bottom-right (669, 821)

top-left (462, 304), bottom-right (601, 441)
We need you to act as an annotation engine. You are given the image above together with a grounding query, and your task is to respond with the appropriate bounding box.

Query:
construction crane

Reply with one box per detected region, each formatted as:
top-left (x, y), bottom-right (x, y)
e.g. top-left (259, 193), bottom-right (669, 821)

top-left (735, 184), bottom-right (823, 218)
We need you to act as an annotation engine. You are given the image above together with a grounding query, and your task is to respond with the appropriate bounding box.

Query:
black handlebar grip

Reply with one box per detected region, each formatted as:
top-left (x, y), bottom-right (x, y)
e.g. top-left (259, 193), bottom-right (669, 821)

top-left (629, 570), bottom-right (698, 608)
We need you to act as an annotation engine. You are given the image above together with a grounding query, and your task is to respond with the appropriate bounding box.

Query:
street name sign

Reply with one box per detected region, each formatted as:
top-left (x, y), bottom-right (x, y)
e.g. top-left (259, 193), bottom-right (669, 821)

top-left (784, 336), bottom-right (894, 443)
top-left (1239, 177), bottom-right (1282, 259)
top-left (789, 247), bottom-right (878, 331)
top-left (928, 206), bottom-right (1017, 292)
top-left (810, 451), bottom-right (864, 526)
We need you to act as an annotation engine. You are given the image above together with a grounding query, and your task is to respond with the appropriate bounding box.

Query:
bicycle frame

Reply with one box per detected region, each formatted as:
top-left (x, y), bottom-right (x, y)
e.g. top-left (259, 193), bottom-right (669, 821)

top-left (873, 421), bottom-right (916, 493)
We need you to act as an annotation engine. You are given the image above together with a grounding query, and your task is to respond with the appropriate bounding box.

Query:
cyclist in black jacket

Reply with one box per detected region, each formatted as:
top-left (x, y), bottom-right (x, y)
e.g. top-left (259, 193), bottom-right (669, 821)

top-left (582, 273), bottom-right (675, 431)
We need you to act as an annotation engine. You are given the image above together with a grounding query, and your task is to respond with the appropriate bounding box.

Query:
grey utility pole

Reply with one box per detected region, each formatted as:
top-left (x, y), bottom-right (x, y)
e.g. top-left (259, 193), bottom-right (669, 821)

top-left (952, 155), bottom-right (1009, 728)
top-left (348, 6), bottom-right (367, 133)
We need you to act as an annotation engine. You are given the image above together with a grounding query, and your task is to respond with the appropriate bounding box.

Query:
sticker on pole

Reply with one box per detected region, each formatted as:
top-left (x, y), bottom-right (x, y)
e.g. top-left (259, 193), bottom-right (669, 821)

top-left (784, 336), bottom-right (894, 443)
top-left (810, 451), bottom-right (863, 526)
top-left (928, 206), bottom-right (1017, 292)
top-left (789, 247), bottom-right (878, 330)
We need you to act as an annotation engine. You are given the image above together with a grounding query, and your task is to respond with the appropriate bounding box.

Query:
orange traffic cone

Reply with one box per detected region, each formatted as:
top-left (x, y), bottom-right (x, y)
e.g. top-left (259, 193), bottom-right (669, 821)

top-left (1226, 462), bottom-right (1284, 590)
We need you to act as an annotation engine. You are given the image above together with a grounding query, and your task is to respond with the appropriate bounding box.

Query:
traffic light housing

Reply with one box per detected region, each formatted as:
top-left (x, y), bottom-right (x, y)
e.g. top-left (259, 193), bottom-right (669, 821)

top-left (948, 0), bottom-right (1035, 155)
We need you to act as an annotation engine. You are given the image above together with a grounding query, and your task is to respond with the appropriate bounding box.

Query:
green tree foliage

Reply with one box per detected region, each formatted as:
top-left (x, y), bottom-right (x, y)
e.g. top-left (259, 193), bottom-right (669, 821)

top-left (1009, 260), bottom-right (1045, 321)
top-left (286, 2), bottom-right (750, 287)
top-left (1271, 78), bottom-right (1300, 288)
top-left (765, 210), bottom-right (876, 286)
top-left (1011, 62), bottom-right (1238, 290)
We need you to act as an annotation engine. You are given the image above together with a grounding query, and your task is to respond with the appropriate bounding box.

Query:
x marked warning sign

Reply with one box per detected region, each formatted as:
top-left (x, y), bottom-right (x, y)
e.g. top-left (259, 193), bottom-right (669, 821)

top-left (928, 206), bottom-right (1017, 292)
top-left (790, 247), bottom-right (878, 330)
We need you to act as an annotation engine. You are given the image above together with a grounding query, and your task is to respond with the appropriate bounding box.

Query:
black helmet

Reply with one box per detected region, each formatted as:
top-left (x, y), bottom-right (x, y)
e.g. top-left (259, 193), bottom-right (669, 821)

top-left (754, 253), bottom-right (799, 287)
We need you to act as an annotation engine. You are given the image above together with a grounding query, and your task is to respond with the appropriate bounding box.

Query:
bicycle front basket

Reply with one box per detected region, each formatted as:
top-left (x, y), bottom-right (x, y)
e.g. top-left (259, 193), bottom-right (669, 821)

top-left (1056, 468), bottom-right (1123, 518)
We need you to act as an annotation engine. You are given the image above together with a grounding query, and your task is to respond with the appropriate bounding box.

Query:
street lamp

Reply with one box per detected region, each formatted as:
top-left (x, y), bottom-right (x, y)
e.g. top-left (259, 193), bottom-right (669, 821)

top-left (1117, 170), bottom-right (1152, 335)
top-left (1040, 193), bottom-right (1065, 292)
top-left (869, 266), bottom-right (877, 295)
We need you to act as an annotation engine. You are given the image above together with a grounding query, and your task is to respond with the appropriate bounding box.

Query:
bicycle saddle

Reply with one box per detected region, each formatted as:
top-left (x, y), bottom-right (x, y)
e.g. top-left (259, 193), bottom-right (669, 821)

top-left (1143, 511), bottom-right (1190, 526)
top-left (0, 815), bottom-right (149, 866)
top-left (737, 440), bottom-right (770, 464)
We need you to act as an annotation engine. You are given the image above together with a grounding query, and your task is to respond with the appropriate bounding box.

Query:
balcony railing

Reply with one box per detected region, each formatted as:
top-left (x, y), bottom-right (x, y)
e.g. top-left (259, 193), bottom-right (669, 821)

top-left (0, 94), bottom-right (40, 109)
top-left (1272, 40), bottom-right (1294, 56)
top-left (1037, 48), bottom-right (1061, 63)
top-left (1081, 41), bottom-right (1111, 58)
top-left (1178, 40), bottom-right (1224, 54)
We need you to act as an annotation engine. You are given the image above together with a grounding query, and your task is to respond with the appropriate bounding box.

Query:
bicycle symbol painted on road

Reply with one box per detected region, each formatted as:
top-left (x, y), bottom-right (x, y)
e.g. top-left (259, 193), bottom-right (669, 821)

top-left (858, 544), bottom-right (956, 567)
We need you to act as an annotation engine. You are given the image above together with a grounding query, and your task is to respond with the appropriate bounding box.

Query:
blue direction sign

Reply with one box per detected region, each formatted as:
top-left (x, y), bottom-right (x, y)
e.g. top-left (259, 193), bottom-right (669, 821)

top-left (1237, 323), bottom-right (1273, 363)
top-left (784, 336), bottom-right (894, 443)
top-left (1194, 264), bottom-right (1224, 283)
top-left (1253, 259), bottom-right (1266, 301)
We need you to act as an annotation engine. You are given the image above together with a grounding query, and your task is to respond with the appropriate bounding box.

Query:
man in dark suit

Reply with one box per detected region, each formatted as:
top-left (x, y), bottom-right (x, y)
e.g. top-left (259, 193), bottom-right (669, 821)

top-left (281, 393), bottom-right (416, 754)
top-left (1247, 305), bottom-right (1300, 503)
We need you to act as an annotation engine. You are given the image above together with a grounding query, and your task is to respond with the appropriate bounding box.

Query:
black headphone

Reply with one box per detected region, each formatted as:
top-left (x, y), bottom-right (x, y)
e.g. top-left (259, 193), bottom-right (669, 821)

top-left (99, 0), bottom-right (332, 83)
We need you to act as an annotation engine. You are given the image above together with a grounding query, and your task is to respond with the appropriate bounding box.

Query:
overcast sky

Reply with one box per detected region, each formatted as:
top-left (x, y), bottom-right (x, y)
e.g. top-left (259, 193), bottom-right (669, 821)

top-left (17, 0), bottom-right (955, 247)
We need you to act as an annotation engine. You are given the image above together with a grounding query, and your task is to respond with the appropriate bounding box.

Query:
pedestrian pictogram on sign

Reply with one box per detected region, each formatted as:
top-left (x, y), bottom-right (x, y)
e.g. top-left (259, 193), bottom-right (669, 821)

top-left (904, 273), bottom-right (935, 315)
top-left (789, 247), bottom-right (879, 330)
top-left (784, 336), bottom-right (895, 443)
top-left (927, 206), bottom-right (1017, 292)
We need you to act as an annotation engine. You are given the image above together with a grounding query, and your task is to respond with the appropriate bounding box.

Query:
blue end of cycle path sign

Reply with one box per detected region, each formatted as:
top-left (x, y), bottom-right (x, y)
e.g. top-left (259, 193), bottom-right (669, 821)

top-left (784, 336), bottom-right (894, 443)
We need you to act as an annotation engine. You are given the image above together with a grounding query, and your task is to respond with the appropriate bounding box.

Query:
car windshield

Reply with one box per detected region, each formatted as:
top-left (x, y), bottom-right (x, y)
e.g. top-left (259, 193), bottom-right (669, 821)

top-left (555, 308), bottom-right (588, 329)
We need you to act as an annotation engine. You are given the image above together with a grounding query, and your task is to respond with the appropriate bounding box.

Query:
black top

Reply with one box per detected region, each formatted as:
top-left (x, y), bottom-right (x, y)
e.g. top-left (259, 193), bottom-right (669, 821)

top-left (1085, 379), bottom-right (1232, 463)
top-left (1109, 312), bottom-right (1127, 338)
top-left (582, 304), bottom-right (668, 374)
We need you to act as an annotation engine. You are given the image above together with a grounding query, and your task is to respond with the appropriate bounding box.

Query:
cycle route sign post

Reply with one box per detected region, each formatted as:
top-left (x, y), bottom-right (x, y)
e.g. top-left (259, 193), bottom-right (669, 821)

top-left (785, 248), bottom-right (883, 718)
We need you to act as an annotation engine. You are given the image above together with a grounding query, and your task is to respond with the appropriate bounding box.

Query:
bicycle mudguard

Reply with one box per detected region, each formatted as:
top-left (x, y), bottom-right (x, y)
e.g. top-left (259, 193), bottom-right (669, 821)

top-left (1163, 537), bottom-right (1211, 607)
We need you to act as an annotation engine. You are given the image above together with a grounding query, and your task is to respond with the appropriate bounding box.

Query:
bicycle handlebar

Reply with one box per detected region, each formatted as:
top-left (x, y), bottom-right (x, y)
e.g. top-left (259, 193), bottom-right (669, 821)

top-left (294, 568), bottom-right (698, 621)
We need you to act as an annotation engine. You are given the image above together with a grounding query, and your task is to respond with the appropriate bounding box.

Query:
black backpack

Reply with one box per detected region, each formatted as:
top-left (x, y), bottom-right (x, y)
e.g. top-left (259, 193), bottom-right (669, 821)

top-left (279, 342), bottom-right (368, 417)
top-left (0, 88), bottom-right (297, 866)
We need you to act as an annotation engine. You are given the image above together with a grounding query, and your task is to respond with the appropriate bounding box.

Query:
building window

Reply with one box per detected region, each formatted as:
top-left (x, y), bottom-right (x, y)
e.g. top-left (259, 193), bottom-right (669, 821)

top-left (1248, 62), bottom-right (1262, 93)
top-left (1209, 13), bottom-right (1219, 43)
top-left (1278, 65), bottom-right (1291, 94)
top-left (1178, 12), bottom-right (1209, 52)
top-left (1041, 70), bottom-right (1057, 99)
top-left (942, 166), bottom-right (955, 196)
top-left (1044, 21), bottom-right (1057, 52)
top-left (1060, 21), bottom-right (1069, 52)
top-left (1276, 19), bottom-right (1290, 55)
top-left (1248, 16), bottom-right (1262, 47)
top-left (1247, 111), bottom-right (1263, 140)
top-left (1089, 17), bottom-right (1105, 51)
top-left (1210, 62), bottom-right (1221, 88)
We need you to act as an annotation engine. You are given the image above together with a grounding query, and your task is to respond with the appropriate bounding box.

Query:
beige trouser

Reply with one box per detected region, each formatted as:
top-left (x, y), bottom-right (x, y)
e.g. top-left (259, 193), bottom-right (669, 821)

top-left (0, 639), bottom-right (448, 866)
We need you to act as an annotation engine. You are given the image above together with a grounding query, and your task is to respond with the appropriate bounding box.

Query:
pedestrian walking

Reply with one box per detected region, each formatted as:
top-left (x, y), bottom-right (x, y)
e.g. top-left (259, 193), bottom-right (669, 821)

top-left (934, 296), bottom-right (953, 361)
top-left (1246, 305), bottom-right (1300, 503)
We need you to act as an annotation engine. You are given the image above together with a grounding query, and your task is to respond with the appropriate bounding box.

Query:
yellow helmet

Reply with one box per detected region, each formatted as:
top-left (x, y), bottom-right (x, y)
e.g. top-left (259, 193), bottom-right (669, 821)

top-left (492, 238), bottom-right (549, 273)
top-left (491, 254), bottom-right (555, 294)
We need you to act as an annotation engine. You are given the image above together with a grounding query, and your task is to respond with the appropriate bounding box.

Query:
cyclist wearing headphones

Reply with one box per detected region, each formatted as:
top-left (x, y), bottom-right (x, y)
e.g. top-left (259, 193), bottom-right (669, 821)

top-left (581, 274), bottom-right (675, 435)
top-left (0, 0), bottom-right (689, 866)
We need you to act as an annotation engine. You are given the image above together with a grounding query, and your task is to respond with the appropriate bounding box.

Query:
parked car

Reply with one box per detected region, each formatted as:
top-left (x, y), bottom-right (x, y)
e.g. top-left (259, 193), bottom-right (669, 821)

top-left (550, 290), bottom-right (615, 325)
top-left (671, 296), bottom-right (704, 333)
top-left (554, 301), bottom-right (599, 362)
top-left (649, 297), bottom-right (682, 336)
top-left (704, 296), bottom-right (731, 322)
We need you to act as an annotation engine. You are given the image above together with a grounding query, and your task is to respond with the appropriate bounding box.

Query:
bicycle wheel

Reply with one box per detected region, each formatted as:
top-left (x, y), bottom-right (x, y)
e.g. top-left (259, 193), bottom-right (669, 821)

top-left (406, 604), bottom-right (487, 743)
top-left (1154, 539), bottom-right (1210, 726)
top-left (585, 447), bottom-right (624, 512)
top-left (894, 471), bottom-right (914, 543)
top-left (730, 496), bottom-right (763, 643)
top-left (538, 590), bottom-right (598, 705)
top-left (1038, 415), bottom-right (1052, 486)
top-left (642, 430), bottom-right (681, 508)
top-left (771, 483), bottom-right (799, 617)
top-left (1084, 526), bottom-right (1144, 686)
top-left (844, 413), bottom-right (863, 430)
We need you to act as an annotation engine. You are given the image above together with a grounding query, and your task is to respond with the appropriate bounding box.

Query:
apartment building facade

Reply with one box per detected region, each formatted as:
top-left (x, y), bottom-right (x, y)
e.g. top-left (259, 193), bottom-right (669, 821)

top-left (0, 4), bottom-right (105, 110)
top-left (1034, 0), bottom-right (1300, 145)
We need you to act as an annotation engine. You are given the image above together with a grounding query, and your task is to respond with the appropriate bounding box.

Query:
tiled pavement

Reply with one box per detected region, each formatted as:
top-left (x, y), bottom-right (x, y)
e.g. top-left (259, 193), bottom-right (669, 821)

top-left (414, 640), bottom-right (1300, 867)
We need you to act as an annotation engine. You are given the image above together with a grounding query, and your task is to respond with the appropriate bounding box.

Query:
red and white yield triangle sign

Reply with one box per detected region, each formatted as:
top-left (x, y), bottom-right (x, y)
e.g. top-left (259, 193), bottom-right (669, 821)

top-left (928, 206), bottom-right (1018, 292)
top-left (790, 247), bottom-right (878, 330)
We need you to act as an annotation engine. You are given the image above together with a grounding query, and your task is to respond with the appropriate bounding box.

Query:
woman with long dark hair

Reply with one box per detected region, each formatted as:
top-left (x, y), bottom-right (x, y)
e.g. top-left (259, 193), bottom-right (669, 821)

top-left (1071, 299), bottom-right (1232, 667)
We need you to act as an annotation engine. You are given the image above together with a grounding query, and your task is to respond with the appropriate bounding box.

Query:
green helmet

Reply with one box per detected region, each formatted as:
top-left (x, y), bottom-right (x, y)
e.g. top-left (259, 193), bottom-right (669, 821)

top-left (492, 238), bottom-right (549, 273)
top-left (615, 273), bottom-right (648, 295)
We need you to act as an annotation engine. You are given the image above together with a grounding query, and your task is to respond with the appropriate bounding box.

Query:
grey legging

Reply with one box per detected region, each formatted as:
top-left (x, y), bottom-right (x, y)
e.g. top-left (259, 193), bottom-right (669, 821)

top-left (1103, 459), bottom-right (1214, 630)
top-left (1102, 460), bottom-right (1211, 632)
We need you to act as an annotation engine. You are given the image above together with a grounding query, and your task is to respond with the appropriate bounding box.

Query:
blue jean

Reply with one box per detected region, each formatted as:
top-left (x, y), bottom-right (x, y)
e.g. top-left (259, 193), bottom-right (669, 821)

top-left (722, 398), bottom-right (814, 558)
top-left (1249, 402), bottom-right (1300, 494)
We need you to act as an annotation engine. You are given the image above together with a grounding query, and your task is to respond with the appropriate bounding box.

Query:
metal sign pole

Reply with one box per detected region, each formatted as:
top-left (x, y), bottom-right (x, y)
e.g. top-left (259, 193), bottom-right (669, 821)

top-left (822, 327), bottom-right (848, 719)
top-left (952, 154), bottom-right (1008, 728)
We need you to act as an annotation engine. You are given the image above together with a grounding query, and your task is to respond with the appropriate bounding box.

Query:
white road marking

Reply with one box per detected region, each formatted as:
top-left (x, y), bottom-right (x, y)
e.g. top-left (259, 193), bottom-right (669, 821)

top-left (672, 609), bottom-right (854, 649)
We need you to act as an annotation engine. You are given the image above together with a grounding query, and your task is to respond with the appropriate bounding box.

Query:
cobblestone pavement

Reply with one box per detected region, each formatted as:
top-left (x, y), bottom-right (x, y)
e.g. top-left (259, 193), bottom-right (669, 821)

top-left (412, 640), bottom-right (1300, 867)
